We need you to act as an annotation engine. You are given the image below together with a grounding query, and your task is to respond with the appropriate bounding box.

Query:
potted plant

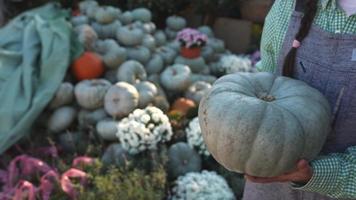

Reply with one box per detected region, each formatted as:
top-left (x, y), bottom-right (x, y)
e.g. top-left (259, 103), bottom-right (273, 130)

top-left (176, 28), bottom-right (208, 59)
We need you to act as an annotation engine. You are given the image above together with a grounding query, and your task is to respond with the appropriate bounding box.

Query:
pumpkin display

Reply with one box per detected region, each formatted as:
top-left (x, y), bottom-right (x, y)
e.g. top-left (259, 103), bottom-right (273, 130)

top-left (75, 25), bottom-right (98, 51)
top-left (71, 15), bottom-right (89, 27)
top-left (117, 60), bottom-right (147, 84)
top-left (185, 81), bottom-right (212, 104)
top-left (91, 20), bottom-right (121, 39)
top-left (174, 56), bottom-right (207, 73)
top-left (167, 142), bottom-right (202, 179)
top-left (131, 8), bottom-right (152, 23)
top-left (134, 81), bottom-right (158, 108)
top-left (160, 64), bottom-right (191, 92)
top-left (94, 6), bottom-right (121, 24)
top-left (154, 30), bottom-right (167, 47)
top-left (104, 82), bottom-right (139, 118)
top-left (165, 27), bottom-right (178, 40)
top-left (116, 25), bottom-right (144, 46)
top-left (48, 106), bottom-right (77, 133)
top-left (171, 98), bottom-right (196, 116)
top-left (156, 46), bottom-right (177, 65)
top-left (74, 79), bottom-right (112, 110)
top-left (71, 52), bottom-right (104, 81)
top-left (96, 119), bottom-right (119, 141)
top-left (95, 39), bottom-right (127, 69)
top-left (190, 74), bottom-right (217, 84)
top-left (142, 34), bottom-right (156, 51)
top-left (101, 143), bottom-right (132, 167)
top-left (198, 26), bottom-right (214, 38)
top-left (198, 72), bottom-right (332, 177)
top-left (166, 16), bottom-right (187, 31)
top-left (49, 82), bottom-right (74, 109)
top-left (119, 11), bottom-right (133, 25)
top-left (126, 46), bottom-right (151, 64)
top-left (146, 54), bottom-right (164, 75)
top-left (78, 108), bottom-right (108, 128)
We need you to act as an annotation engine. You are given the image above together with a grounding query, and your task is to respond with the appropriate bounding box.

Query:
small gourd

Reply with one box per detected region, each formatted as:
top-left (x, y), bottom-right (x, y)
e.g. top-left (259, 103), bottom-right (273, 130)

top-left (131, 8), bottom-right (152, 23)
top-left (171, 98), bottom-right (196, 116)
top-left (74, 79), bottom-right (112, 110)
top-left (185, 81), bottom-right (212, 104)
top-left (96, 119), bottom-right (119, 141)
top-left (49, 82), bottom-right (74, 109)
top-left (92, 20), bottom-right (122, 39)
top-left (75, 25), bottom-right (98, 51)
top-left (101, 143), bottom-right (132, 167)
top-left (160, 64), bottom-right (191, 92)
top-left (167, 142), bottom-right (202, 179)
top-left (190, 74), bottom-right (217, 84)
top-left (71, 52), bottom-right (104, 81)
top-left (71, 15), bottom-right (89, 27)
top-left (134, 81), bottom-right (158, 108)
top-left (95, 39), bottom-right (127, 69)
top-left (146, 54), bottom-right (164, 74)
top-left (78, 108), bottom-right (108, 128)
top-left (119, 11), bottom-right (133, 25)
top-left (127, 46), bottom-right (151, 64)
top-left (142, 34), bottom-right (156, 51)
top-left (117, 60), bottom-right (147, 84)
top-left (48, 106), bottom-right (77, 133)
top-left (174, 56), bottom-right (207, 73)
top-left (165, 27), bottom-right (177, 40)
top-left (154, 30), bottom-right (167, 46)
top-left (166, 16), bottom-right (187, 31)
top-left (104, 82), bottom-right (139, 118)
top-left (116, 25), bottom-right (144, 46)
top-left (156, 46), bottom-right (177, 65)
top-left (95, 6), bottom-right (121, 24)
top-left (198, 26), bottom-right (214, 38)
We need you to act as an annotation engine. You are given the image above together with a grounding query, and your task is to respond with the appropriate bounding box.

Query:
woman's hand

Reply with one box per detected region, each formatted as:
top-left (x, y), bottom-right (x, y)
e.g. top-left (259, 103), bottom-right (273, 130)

top-left (245, 160), bottom-right (313, 184)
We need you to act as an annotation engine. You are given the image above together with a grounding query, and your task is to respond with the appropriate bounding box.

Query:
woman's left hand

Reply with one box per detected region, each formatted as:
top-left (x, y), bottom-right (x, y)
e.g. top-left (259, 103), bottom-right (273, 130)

top-left (245, 160), bottom-right (313, 184)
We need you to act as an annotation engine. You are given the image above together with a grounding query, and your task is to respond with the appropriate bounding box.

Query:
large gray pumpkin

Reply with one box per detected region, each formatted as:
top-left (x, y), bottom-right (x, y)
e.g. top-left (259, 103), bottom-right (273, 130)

top-left (117, 60), bottom-right (147, 84)
top-left (198, 72), bottom-right (332, 177)
top-left (167, 142), bottom-right (202, 179)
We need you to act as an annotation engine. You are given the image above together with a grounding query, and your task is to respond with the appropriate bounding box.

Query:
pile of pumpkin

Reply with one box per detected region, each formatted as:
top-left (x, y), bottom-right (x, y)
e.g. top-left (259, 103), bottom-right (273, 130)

top-left (28, 0), bottom-right (257, 199)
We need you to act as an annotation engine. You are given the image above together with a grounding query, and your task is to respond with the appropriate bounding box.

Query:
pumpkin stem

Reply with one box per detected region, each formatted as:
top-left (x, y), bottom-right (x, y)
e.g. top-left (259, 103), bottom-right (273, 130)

top-left (258, 93), bottom-right (276, 102)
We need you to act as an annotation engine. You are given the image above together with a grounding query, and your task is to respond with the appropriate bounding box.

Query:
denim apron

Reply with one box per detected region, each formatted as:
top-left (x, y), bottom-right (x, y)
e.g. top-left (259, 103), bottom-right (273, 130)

top-left (243, 0), bottom-right (356, 199)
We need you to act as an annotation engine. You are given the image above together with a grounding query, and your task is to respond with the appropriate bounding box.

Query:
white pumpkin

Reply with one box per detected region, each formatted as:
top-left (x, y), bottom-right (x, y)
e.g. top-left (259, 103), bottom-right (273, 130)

top-left (154, 30), bottom-right (167, 47)
top-left (75, 79), bottom-right (112, 110)
top-left (71, 15), bottom-right (89, 27)
top-left (127, 46), bottom-right (151, 64)
top-left (49, 82), bottom-right (74, 109)
top-left (160, 64), bottom-right (191, 92)
top-left (78, 108), bottom-right (108, 128)
top-left (96, 119), bottom-right (119, 141)
top-left (116, 25), bottom-right (144, 46)
top-left (134, 81), bottom-right (158, 108)
top-left (95, 6), bottom-right (121, 24)
top-left (48, 106), bottom-right (77, 133)
top-left (141, 22), bottom-right (156, 34)
top-left (92, 20), bottom-right (122, 39)
top-left (75, 24), bottom-right (98, 51)
top-left (117, 60), bottom-right (147, 84)
top-left (185, 81), bottom-right (212, 104)
top-left (146, 54), bottom-right (164, 74)
top-left (95, 39), bottom-right (127, 69)
top-left (104, 82), bottom-right (139, 118)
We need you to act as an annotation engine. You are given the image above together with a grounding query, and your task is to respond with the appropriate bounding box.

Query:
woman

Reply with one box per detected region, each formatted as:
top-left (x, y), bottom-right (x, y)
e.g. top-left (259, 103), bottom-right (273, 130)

top-left (243, 0), bottom-right (356, 199)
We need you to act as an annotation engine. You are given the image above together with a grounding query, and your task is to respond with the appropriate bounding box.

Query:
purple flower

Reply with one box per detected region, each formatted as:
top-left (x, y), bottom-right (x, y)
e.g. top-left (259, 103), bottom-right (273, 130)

top-left (176, 28), bottom-right (208, 48)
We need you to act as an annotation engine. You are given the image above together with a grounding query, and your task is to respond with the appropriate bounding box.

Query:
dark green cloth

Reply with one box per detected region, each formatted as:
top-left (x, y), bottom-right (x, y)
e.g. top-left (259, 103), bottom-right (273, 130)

top-left (0, 3), bottom-right (83, 153)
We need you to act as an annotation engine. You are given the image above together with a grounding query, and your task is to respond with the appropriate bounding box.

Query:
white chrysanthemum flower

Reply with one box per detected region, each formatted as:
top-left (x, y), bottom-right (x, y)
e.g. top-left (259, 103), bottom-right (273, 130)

top-left (117, 106), bottom-right (173, 154)
top-left (218, 54), bottom-right (252, 74)
top-left (186, 117), bottom-right (210, 156)
top-left (171, 171), bottom-right (235, 200)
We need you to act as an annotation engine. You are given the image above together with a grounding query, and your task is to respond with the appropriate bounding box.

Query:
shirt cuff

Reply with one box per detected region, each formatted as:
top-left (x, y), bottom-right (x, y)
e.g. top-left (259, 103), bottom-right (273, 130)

top-left (292, 157), bottom-right (340, 195)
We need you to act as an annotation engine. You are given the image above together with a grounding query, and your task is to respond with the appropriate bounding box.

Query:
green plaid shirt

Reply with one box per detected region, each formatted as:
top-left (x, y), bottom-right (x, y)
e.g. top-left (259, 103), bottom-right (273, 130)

top-left (258, 0), bottom-right (356, 198)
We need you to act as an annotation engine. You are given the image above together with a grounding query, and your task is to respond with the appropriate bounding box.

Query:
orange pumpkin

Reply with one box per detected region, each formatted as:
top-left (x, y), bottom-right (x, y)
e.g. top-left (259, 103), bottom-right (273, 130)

top-left (71, 52), bottom-right (104, 81)
top-left (170, 98), bottom-right (196, 116)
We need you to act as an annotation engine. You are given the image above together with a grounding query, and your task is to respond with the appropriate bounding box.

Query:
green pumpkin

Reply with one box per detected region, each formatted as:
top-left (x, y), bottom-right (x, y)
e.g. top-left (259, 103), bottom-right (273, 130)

top-left (95, 39), bottom-right (127, 69)
top-left (131, 8), bottom-right (152, 23)
top-left (185, 81), bottom-right (212, 104)
top-left (116, 25), bottom-right (144, 46)
top-left (166, 15), bottom-right (187, 31)
top-left (134, 81), bottom-right (158, 108)
top-left (146, 54), bottom-right (164, 75)
top-left (127, 46), bottom-right (151, 64)
top-left (101, 144), bottom-right (133, 167)
top-left (119, 11), bottom-right (133, 25)
top-left (174, 56), bottom-right (207, 73)
top-left (160, 64), bottom-right (191, 92)
top-left (117, 60), bottom-right (147, 84)
top-left (95, 6), bottom-right (121, 24)
top-left (167, 142), bottom-right (202, 179)
top-left (198, 72), bottom-right (332, 177)
top-left (154, 31), bottom-right (167, 47)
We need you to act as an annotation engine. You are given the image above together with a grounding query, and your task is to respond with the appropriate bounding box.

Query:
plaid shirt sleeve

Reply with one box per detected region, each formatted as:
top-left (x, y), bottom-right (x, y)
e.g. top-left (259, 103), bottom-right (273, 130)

top-left (293, 146), bottom-right (356, 199)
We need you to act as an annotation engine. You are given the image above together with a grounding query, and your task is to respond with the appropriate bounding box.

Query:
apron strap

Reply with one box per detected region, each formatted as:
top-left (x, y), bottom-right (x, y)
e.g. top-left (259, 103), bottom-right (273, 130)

top-left (295, 0), bottom-right (306, 12)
